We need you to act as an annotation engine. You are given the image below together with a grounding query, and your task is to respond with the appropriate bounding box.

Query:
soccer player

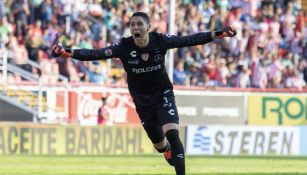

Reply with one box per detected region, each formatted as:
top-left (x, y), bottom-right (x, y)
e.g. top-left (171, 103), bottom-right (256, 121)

top-left (51, 12), bottom-right (236, 175)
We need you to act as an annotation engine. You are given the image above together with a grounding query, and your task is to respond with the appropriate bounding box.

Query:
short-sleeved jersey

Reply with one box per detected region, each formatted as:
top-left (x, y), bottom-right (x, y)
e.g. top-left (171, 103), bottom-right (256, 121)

top-left (72, 32), bottom-right (213, 108)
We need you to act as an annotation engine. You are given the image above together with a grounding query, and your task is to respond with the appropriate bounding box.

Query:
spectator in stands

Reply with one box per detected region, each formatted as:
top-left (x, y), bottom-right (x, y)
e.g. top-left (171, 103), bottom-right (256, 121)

top-left (0, 0), bottom-right (305, 90)
top-left (173, 61), bottom-right (187, 85)
top-left (268, 54), bottom-right (283, 88)
top-left (40, 59), bottom-right (59, 84)
top-left (80, 61), bottom-right (107, 85)
top-left (28, 0), bottom-right (43, 25)
top-left (0, 17), bottom-right (12, 48)
top-left (216, 58), bottom-right (230, 86)
top-left (39, 0), bottom-right (53, 29)
top-left (6, 34), bottom-right (32, 75)
top-left (0, 1), bottom-right (7, 18)
top-left (232, 64), bottom-right (250, 88)
top-left (298, 58), bottom-right (307, 84)
top-left (11, 0), bottom-right (30, 40)
top-left (285, 69), bottom-right (306, 90)
top-left (203, 55), bottom-right (218, 86)
top-left (66, 59), bottom-right (82, 82)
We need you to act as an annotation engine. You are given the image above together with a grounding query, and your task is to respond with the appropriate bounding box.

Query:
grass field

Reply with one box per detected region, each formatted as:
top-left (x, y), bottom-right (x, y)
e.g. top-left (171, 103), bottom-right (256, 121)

top-left (1, 155), bottom-right (307, 175)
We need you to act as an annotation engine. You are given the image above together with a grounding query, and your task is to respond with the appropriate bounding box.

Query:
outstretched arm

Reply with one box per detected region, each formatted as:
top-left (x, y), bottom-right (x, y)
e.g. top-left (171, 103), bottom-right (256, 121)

top-left (51, 43), bottom-right (123, 61)
top-left (161, 26), bottom-right (236, 49)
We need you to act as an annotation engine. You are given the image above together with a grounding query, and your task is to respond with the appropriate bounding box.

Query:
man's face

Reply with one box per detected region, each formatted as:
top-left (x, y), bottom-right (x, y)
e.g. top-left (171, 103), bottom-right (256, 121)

top-left (129, 16), bottom-right (149, 42)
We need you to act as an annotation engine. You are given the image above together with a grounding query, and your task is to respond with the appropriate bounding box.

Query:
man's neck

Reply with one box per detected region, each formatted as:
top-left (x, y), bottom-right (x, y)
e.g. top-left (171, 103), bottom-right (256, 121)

top-left (135, 34), bottom-right (150, 48)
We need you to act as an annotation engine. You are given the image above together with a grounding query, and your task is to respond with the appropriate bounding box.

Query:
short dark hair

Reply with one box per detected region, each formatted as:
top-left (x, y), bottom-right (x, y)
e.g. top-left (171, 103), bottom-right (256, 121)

top-left (130, 12), bottom-right (150, 25)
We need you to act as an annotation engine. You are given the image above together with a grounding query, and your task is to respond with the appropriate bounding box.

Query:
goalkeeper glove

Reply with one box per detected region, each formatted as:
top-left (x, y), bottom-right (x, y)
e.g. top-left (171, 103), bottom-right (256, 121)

top-left (51, 44), bottom-right (73, 58)
top-left (215, 26), bottom-right (237, 39)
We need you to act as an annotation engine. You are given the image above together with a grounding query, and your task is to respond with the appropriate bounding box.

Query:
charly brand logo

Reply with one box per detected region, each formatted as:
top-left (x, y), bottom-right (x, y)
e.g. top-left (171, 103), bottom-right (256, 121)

top-left (177, 154), bottom-right (184, 158)
top-left (130, 51), bottom-right (137, 57)
top-left (193, 126), bottom-right (210, 154)
top-left (141, 53), bottom-right (149, 61)
top-left (168, 109), bottom-right (175, 116)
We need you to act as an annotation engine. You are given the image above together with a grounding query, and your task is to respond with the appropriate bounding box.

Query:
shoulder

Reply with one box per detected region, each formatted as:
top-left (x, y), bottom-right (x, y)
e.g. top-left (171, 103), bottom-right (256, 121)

top-left (108, 37), bottom-right (132, 50)
top-left (150, 32), bottom-right (169, 43)
top-left (150, 31), bottom-right (164, 38)
top-left (120, 36), bottom-right (134, 45)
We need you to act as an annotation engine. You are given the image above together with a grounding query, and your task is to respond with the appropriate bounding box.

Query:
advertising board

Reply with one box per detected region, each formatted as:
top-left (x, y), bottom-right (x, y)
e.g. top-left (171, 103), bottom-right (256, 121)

top-left (68, 90), bottom-right (140, 125)
top-left (248, 94), bottom-right (307, 125)
top-left (175, 92), bottom-right (245, 125)
top-left (0, 124), bottom-right (154, 155)
top-left (186, 125), bottom-right (301, 155)
top-left (300, 127), bottom-right (307, 155)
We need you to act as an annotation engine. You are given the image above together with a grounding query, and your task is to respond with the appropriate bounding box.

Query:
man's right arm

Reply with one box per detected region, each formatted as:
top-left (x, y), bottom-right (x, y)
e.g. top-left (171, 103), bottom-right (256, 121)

top-left (51, 42), bottom-right (123, 61)
top-left (160, 26), bottom-right (236, 49)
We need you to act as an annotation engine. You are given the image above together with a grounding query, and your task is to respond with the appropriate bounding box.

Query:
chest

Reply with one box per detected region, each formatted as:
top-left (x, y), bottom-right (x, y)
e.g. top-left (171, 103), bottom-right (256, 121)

top-left (120, 43), bottom-right (167, 75)
top-left (122, 43), bottom-right (166, 68)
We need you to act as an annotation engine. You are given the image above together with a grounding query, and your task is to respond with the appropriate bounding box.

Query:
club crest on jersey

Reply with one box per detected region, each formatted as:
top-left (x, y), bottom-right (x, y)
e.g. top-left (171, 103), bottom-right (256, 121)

top-left (141, 53), bottom-right (149, 61)
top-left (105, 49), bottom-right (112, 56)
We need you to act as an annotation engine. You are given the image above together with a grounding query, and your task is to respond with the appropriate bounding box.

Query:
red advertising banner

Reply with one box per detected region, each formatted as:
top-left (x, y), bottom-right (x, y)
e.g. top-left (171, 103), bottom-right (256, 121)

top-left (68, 90), bottom-right (140, 125)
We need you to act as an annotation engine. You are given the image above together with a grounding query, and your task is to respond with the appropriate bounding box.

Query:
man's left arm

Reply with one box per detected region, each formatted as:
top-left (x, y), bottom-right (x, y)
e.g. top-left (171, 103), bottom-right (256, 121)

top-left (51, 42), bottom-right (124, 60)
top-left (161, 26), bottom-right (237, 49)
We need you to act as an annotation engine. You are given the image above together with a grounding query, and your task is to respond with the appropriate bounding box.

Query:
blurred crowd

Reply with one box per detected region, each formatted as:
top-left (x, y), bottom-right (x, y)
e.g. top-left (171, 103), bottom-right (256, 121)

top-left (0, 0), bottom-right (306, 89)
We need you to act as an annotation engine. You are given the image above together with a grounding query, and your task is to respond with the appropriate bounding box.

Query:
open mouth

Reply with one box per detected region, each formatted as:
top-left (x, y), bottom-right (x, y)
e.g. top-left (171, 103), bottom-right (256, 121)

top-left (134, 32), bottom-right (141, 38)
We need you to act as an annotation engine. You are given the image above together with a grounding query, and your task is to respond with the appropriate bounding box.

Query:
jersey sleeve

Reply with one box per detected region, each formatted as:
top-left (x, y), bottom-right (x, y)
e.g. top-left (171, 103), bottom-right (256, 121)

top-left (160, 32), bottom-right (214, 49)
top-left (72, 42), bottom-right (124, 61)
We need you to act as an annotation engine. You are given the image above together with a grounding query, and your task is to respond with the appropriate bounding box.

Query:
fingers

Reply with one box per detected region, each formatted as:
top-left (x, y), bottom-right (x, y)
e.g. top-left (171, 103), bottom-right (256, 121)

top-left (51, 44), bottom-right (64, 57)
top-left (61, 51), bottom-right (73, 58)
top-left (51, 45), bottom-right (72, 58)
top-left (220, 32), bottom-right (228, 38)
top-left (52, 45), bottom-right (60, 54)
top-left (224, 26), bottom-right (237, 37)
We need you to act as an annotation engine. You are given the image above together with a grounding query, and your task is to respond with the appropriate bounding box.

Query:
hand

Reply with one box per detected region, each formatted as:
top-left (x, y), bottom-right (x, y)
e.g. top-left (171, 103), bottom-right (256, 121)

top-left (51, 44), bottom-right (72, 58)
top-left (223, 26), bottom-right (237, 37)
top-left (215, 26), bottom-right (237, 39)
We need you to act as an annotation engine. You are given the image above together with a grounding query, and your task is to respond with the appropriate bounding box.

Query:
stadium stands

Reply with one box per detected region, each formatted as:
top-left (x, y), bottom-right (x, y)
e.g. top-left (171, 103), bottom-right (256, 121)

top-left (0, 0), bottom-right (305, 89)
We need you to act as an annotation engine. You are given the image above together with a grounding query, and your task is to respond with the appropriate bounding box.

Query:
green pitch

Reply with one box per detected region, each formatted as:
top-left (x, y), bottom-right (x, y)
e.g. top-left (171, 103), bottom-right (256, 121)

top-left (1, 155), bottom-right (307, 175)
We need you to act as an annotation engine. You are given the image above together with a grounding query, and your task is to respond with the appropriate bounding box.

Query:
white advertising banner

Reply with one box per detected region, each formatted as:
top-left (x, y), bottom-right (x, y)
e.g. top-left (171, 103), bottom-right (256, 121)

top-left (175, 91), bottom-right (245, 125)
top-left (68, 88), bottom-right (140, 125)
top-left (186, 125), bottom-right (300, 155)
